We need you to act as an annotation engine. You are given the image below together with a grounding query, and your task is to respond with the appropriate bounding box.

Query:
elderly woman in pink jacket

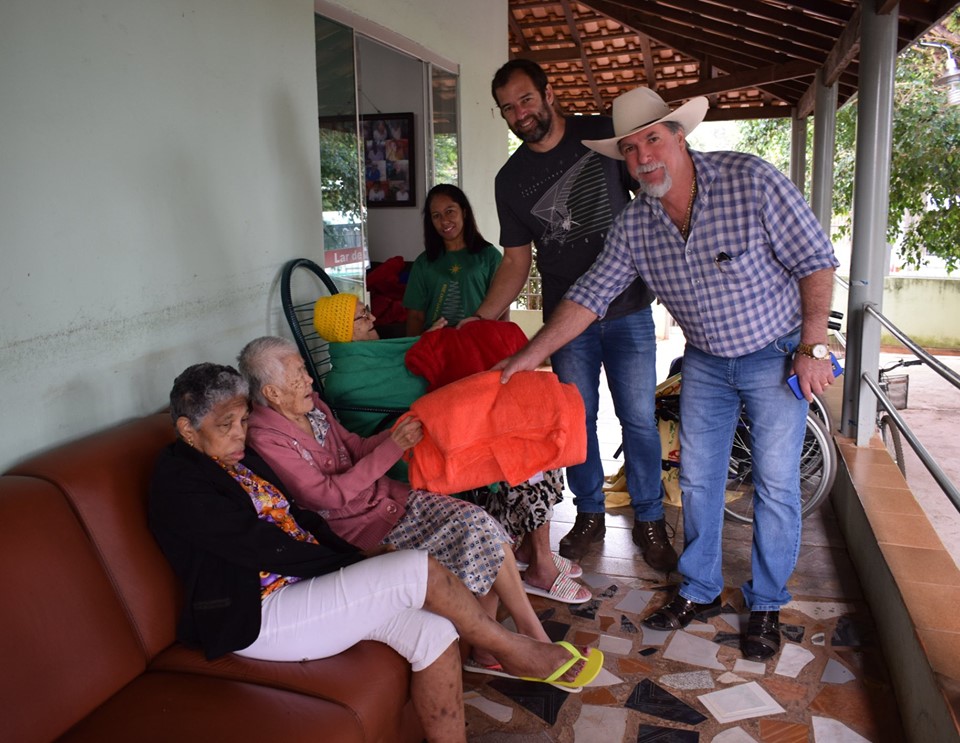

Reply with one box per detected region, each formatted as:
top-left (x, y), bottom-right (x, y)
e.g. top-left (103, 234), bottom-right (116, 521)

top-left (238, 335), bottom-right (590, 679)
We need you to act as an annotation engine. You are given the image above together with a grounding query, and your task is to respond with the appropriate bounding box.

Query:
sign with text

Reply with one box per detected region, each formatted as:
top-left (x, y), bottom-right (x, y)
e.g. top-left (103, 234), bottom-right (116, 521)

top-left (324, 247), bottom-right (364, 268)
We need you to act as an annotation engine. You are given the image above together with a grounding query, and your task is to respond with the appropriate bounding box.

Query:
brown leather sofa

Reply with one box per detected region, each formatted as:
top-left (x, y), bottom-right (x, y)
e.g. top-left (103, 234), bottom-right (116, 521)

top-left (2, 414), bottom-right (423, 743)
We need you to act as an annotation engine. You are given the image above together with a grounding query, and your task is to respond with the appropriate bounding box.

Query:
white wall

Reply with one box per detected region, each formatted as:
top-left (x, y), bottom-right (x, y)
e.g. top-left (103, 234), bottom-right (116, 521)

top-left (0, 0), bottom-right (507, 471)
top-left (0, 0), bottom-right (325, 469)
top-left (323, 0), bottom-right (509, 252)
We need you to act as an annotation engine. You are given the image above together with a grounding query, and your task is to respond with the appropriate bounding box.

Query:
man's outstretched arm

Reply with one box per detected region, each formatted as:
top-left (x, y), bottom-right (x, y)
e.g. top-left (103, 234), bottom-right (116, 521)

top-left (463, 244), bottom-right (532, 324)
top-left (496, 299), bottom-right (598, 382)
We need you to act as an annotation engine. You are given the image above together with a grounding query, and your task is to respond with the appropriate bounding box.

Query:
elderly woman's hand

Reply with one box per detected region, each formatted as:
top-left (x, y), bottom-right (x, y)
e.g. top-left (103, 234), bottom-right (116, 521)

top-left (391, 415), bottom-right (423, 450)
top-left (426, 317), bottom-right (448, 333)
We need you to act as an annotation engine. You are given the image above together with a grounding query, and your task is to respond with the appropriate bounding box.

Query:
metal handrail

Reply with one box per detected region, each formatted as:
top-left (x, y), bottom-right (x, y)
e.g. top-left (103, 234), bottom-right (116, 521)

top-left (864, 304), bottom-right (960, 392)
top-left (859, 304), bottom-right (960, 514)
top-left (862, 373), bottom-right (960, 513)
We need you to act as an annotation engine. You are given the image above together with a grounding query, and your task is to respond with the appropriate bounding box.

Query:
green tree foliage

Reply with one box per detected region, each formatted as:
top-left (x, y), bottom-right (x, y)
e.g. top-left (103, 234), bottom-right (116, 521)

top-left (319, 127), bottom-right (363, 219)
top-left (736, 15), bottom-right (960, 272)
top-left (433, 133), bottom-right (459, 185)
top-left (319, 127), bottom-right (364, 251)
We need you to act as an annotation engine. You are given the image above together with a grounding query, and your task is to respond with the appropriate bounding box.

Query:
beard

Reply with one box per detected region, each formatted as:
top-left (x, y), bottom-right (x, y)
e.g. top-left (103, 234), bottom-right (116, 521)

top-left (634, 162), bottom-right (672, 198)
top-left (510, 104), bottom-right (554, 144)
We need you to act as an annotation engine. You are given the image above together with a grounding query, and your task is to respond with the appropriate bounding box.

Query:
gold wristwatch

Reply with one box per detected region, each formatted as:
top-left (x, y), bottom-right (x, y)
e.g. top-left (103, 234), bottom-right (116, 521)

top-left (796, 342), bottom-right (829, 360)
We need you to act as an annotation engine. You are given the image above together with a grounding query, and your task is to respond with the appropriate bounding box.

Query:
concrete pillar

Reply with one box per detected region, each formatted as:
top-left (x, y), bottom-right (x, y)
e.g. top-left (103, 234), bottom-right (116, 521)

top-left (811, 71), bottom-right (838, 234)
top-left (841, 3), bottom-right (898, 442)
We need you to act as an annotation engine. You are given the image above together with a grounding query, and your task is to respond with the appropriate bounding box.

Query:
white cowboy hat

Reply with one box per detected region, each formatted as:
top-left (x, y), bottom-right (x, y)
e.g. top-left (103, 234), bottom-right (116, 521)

top-left (582, 87), bottom-right (709, 160)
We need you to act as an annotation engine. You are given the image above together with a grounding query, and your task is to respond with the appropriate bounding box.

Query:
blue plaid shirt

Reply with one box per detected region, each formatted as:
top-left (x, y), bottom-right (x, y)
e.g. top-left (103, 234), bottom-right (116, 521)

top-left (567, 150), bottom-right (839, 358)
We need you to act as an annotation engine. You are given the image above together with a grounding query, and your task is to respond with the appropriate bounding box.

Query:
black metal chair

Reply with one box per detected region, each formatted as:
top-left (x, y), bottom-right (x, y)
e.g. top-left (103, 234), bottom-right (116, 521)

top-left (280, 257), bottom-right (338, 395)
top-left (279, 257), bottom-right (406, 426)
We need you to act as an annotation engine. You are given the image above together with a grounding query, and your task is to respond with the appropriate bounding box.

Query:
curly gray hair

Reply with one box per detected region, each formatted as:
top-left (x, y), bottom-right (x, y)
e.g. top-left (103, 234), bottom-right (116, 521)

top-left (169, 363), bottom-right (249, 428)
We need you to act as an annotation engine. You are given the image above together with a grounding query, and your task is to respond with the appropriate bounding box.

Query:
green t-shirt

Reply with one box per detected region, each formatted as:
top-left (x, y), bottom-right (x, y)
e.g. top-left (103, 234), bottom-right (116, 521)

top-left (402, 244), bottom-right (502, 327)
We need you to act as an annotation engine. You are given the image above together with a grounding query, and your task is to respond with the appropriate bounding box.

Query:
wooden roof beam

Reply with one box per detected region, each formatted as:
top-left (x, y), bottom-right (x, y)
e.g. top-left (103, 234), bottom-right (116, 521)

top-left (512, 45), bottom-right (584, 63)
top-left (560, 0), bottom-right (605, 110)
top-left (796, 5), bottom-right (861, 118)
top-left (639, 33), bottom-right (658, 90)
top-left (509, 11), bottom-right (530, 52)
top-left (660, 60), bottom-right (819, 102)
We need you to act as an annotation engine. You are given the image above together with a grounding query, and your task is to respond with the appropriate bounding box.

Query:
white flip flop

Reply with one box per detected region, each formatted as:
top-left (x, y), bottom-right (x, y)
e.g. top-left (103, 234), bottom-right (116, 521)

top-left (522, 572), bottom-right (592, 605)
top-left (516, 552), bottom-right (583, 579)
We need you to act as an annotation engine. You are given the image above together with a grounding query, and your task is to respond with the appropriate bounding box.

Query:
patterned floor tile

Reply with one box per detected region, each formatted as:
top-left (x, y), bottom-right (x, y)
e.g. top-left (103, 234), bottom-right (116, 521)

top-left (659, 670), bottom-right (715, 690)
top-left (757, 718), bottom-right (809, 742)
top-left (636, 723), bottom-right (700, 742)
top-left (486, 677), bottom-right (572, 726)
top-left (625, 679), bottom-right (708, 725)
top-left (574, 705), bottom-right (629, 742)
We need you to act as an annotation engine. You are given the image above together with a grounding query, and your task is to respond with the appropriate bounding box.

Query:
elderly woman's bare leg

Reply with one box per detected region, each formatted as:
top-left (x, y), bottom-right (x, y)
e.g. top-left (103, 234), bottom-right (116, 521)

top-left (422, 556), bottom-right (584, 683)
top-left (489, 547), bottom-right (551, 641)
top-left (411, 642), bottom-right (466, 743)
top-left (472, 547), bottom-right (549, 666)
top-left (515, 524), bottom-right (561, 590)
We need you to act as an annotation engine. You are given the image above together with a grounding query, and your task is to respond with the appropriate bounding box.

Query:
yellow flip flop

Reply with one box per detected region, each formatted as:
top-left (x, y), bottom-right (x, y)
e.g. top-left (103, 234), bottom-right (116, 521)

top-left (520, 641), bottom-right (604, 689)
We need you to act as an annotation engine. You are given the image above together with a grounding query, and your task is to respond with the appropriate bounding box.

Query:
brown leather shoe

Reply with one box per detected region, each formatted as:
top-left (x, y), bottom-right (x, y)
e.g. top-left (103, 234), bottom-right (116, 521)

top-left (558, 514), bottom-right (605, 561)
top-left (632, 519), bottom-right (679, 573)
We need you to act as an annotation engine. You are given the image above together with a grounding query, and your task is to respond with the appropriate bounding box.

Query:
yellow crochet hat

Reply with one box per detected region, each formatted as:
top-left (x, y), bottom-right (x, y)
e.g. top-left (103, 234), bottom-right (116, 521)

top-left (313, 293), bottom-right (358, 343)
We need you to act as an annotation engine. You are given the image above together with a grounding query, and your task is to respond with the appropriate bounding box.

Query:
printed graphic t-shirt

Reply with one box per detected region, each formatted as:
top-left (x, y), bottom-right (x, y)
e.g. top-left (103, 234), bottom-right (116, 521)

top-left (495, 115), bottom-right (653, 319)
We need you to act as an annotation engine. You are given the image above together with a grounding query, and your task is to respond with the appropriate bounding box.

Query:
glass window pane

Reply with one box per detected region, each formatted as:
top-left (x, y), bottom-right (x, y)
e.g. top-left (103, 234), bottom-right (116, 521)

top-left (315, 15), bottom-right (366, 294)
top-left (431, 66), bottom-right (459, 186)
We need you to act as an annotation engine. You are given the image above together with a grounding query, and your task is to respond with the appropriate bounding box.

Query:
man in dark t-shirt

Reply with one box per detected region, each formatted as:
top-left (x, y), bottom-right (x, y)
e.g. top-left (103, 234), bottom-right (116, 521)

top-left (468, 60), bottom-right (676, 574)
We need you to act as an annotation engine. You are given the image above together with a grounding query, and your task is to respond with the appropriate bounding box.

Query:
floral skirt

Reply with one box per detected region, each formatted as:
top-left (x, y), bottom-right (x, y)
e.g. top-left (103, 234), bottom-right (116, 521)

top-left (382, 490), bottom-right (510, 597)
top-left (484, 468), bottom-right (564, 540)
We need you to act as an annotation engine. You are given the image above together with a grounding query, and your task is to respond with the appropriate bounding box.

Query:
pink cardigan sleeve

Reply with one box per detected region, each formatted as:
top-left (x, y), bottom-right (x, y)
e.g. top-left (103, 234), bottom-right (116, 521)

top-left (336, 419), bottom-right (395, 463)
top-left (247, 406), bottom-right (404, 516)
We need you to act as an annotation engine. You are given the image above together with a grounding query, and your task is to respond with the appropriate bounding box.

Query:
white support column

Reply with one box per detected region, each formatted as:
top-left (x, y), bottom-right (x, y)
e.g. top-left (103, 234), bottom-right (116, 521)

top-left (841, 2), bottom-right (898, 442)
top-left (790, 109), bottom-right (807, 195)
top-left (811, 71), bottom-right (838, 233)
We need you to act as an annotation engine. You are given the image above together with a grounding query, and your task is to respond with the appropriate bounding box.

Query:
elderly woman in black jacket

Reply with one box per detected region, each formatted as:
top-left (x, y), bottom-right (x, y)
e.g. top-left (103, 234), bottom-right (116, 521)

top-left (148, 362), bottom-right (601, 743)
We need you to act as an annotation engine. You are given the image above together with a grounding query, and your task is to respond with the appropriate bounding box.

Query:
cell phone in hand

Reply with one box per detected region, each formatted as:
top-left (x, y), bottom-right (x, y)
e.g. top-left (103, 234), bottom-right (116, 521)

top-left (788, 353), bottom-right (843, 400)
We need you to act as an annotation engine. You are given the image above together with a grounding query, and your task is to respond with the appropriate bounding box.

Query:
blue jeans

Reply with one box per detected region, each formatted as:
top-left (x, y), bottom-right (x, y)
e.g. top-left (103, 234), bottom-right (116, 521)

top-left (550, 307), bottom-right (662, 521)
top-left (676, 330), bottom-right (808, 611)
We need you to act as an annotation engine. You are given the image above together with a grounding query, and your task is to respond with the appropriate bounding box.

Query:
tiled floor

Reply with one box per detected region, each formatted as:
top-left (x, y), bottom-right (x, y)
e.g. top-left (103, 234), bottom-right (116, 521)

top-left (462, 332), bottom-right (905, 742)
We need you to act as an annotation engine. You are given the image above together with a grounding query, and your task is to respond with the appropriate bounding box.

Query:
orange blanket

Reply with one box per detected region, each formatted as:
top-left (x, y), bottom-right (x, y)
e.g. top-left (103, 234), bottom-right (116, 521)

top-left (403, 370), bottom-right (586, 493)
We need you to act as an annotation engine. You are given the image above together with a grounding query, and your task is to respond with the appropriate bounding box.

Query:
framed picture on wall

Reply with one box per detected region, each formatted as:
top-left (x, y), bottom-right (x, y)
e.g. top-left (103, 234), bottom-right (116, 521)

top-left (361, 112), bottom-right (415, 207)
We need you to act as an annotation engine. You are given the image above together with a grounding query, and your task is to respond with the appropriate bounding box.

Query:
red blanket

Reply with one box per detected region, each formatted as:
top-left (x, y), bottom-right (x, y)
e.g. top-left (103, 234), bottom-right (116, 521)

top-left (404, 320), bottom-right (528, 391)
top-left (367, 256), bottom-right (408, 326)
top-left (402, 370), bottom-right (586, 493)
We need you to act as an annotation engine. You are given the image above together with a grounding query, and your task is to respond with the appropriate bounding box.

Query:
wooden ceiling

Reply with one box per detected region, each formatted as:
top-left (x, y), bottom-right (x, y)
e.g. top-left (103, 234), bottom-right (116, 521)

top-left (508, 0), bottom-right (959, 120)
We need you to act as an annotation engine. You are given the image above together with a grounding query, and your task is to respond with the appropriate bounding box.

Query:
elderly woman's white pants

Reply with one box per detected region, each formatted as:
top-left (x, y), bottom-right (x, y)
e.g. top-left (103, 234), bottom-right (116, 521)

top-left (235, 548), bottom-right (458, 671)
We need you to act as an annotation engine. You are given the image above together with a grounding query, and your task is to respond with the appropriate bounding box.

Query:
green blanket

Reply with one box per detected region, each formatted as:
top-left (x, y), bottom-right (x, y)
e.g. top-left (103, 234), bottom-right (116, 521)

top-left (323, 337), bottom-right (429, 481)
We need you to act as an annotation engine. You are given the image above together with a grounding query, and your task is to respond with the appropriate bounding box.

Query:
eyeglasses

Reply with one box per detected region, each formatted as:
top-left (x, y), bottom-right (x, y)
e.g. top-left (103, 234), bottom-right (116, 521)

top-left (353, 305), bottom-right (372, 322)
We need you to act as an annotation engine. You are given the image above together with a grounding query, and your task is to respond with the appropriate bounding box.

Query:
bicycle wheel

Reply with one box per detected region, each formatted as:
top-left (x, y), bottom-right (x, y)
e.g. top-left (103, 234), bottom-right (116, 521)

top-left (879, 413), bottom-right (906, 477)
top-left (723, 412), bottom-right (837, 524)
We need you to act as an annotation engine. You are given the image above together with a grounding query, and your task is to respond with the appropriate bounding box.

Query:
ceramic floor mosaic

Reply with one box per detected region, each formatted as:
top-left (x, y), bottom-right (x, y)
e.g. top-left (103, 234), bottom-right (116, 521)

top-left (463, 497), bottom-right (905, 742)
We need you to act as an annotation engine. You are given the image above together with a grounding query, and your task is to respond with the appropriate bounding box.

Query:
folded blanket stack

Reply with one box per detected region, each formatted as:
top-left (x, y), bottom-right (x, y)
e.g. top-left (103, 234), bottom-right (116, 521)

top-left (404, 370), bottom-right (586, 493)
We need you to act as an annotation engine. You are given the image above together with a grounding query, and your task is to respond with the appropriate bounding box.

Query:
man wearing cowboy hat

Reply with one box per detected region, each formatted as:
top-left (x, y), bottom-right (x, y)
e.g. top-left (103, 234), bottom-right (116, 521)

top-left (497, 85), bottom-right (839, 661)
top-left (468, 59), bottom-right (676, 576)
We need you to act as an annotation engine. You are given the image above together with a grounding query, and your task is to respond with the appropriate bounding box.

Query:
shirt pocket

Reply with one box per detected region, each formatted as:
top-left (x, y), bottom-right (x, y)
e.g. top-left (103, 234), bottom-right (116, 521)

top-left (715, 245), bottom-right (779, 294)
